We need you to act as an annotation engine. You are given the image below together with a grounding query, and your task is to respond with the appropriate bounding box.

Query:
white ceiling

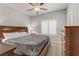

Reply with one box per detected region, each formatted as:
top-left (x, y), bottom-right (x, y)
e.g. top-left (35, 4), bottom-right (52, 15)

top-left (2, 3), bottom-right (68, 16)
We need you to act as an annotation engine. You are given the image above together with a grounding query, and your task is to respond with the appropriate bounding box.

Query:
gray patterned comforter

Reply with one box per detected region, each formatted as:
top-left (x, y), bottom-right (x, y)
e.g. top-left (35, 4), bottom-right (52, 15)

top-left (3, 35), bottom-right (49, 56)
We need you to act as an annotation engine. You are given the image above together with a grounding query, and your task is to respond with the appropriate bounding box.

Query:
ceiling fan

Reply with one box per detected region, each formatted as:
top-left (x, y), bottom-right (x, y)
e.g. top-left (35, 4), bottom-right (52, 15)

top-left (27, 3), bottom-right (48, 14)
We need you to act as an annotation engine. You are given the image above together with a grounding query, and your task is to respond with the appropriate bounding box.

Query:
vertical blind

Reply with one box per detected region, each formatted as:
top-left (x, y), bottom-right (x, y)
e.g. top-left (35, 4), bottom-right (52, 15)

top-left (41, 19), bottom-right (57, 35)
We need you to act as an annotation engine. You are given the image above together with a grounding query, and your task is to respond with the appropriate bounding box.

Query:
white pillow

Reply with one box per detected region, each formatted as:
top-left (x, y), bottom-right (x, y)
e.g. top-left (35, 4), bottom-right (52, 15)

top-left (3, 32), bottom-right (28, 39)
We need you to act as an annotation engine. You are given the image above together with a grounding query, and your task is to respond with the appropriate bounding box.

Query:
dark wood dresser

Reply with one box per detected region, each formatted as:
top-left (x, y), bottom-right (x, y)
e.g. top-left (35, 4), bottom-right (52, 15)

top-left (65, 26), bottom-right (79, 56)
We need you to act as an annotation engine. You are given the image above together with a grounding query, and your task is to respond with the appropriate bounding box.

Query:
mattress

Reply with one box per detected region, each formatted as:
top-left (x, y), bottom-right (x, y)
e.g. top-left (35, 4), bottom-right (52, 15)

top-left (2, 35), bottom-right (49, 55)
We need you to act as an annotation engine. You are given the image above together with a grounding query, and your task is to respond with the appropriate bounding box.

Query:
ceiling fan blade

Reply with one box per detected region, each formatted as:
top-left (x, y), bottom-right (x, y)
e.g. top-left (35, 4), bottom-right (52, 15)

top-left (40, 8), bottom-right (48, 10)
top-left (36, 3), bottom-right (44, 6)
top-left (40, 3), bottom-right (44, 6)
top-left (29, 3), bottom-right (35, 6)
top-left (27, 8), bottom-right (34, 11)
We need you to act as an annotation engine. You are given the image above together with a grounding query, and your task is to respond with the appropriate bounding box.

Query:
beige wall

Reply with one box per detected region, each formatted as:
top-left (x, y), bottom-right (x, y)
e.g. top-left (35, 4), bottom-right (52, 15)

top-left (0, 4), bottom-right (31, 27)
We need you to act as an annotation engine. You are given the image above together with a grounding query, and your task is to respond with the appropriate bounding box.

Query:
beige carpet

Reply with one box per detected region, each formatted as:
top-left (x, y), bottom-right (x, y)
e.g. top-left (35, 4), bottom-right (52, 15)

top-left (46, 42), bottom-right (63, 56)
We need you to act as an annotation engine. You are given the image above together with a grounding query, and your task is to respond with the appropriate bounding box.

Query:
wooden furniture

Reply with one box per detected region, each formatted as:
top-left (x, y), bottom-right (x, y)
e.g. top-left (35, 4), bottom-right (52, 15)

top-left (0, 26), bottom-right (28, 56)
top-left (0, 26), bottom-right (28, 41)
top-left (0, 42), bottom-right (16, 56)
top-left (0, 26), bottom-right (28, 33)
top-left (0, 25), bottom-right (50, 56)
top-left (65, 26), bottom-right (79, 56)
top-left (38, 40), bottom-right (50, 56)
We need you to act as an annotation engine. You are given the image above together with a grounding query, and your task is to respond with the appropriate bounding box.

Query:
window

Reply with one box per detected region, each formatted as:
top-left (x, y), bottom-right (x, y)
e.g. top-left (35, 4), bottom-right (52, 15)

top-left (41, 19), bottom-right (57, 35)
top-left (41, 21), bottom-right (48, 34)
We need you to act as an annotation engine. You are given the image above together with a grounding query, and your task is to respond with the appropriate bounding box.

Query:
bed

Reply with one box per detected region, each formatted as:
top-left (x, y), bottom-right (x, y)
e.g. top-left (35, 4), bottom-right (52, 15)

top-left (0, 26), bottom-right (50, 56)
top-left (2, 35), bottom-right (50, 56)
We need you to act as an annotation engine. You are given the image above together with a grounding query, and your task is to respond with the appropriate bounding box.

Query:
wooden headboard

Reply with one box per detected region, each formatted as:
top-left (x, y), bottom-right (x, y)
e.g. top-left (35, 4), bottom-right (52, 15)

top-left (0, 26), bottom-right (28, 39)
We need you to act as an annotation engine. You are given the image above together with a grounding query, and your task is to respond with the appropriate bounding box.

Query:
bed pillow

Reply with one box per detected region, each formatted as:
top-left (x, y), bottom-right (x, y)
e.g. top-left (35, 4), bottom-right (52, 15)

top-left (3, 32), bottom-right (28, 39)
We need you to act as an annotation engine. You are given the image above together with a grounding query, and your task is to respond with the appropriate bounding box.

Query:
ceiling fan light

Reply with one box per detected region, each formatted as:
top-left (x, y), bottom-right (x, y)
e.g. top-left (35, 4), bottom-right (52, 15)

top-left (34, 7), bottom-right (40, 11)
